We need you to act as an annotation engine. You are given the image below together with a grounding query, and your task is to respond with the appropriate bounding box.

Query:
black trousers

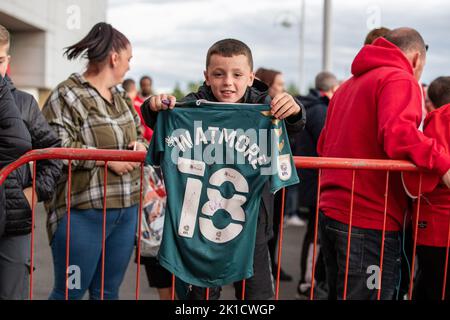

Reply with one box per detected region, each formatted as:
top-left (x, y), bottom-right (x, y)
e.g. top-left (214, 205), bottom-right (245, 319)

top-left (187, 207), bottom-right (274, 300)
top-left (413, 245), bottom-right (450, 300)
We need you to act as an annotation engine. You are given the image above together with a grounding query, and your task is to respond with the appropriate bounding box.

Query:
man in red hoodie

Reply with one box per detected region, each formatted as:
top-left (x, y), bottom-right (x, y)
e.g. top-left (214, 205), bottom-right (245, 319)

top-left (403, 76), bottom-right (450, 300)
top-left (317, 28), bottom-right (450, 300)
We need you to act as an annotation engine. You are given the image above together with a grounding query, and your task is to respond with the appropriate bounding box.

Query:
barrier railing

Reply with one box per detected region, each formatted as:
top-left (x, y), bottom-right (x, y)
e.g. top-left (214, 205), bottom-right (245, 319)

top-left (0, 149), bottom-right (448, 300)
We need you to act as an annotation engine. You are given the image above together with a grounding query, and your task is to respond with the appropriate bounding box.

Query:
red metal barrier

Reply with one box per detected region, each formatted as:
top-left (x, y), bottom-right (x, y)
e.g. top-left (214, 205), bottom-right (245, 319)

top-left (1, 149), bottom-right (448, 300)
top-left (0, 148), bottom-right (146, 301)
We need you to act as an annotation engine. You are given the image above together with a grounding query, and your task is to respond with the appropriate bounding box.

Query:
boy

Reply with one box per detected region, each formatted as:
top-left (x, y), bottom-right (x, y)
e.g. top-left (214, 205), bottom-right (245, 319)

top-left (0, 24), bottom-right (62, 299)
top-left (402, 76), bottom-right (450, 300)
top-left (142, 38), bottom-right (305, 299)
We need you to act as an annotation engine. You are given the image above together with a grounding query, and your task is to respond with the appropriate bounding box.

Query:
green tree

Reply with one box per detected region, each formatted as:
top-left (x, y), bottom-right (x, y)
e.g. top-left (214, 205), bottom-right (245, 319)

top-left (171, 82), bottom-right (185, 100)
top-left (186, 80), bottom-right (203, 94)
top-left (286, 82), bottom-right (300, 96)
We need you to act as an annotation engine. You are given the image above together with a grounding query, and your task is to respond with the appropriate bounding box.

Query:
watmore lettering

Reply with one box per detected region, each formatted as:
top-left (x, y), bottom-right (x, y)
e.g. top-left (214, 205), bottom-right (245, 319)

top-left (166, 122), bottom-right (274, 170)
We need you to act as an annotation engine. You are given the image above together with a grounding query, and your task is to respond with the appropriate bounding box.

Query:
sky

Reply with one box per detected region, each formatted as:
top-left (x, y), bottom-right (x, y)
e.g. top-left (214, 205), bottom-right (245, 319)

top-left (107, 0), bottom-right (450, 94)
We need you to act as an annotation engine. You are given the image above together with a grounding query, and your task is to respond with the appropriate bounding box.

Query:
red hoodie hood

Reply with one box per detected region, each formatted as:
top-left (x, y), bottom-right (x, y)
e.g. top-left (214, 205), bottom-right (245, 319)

top-left (351, 37), bottom-right (414, 77)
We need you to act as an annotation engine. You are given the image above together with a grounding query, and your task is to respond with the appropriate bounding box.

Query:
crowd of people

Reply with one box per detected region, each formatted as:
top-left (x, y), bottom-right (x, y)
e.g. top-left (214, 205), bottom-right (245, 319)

top-left (0, 21), bottom-right (449, 301)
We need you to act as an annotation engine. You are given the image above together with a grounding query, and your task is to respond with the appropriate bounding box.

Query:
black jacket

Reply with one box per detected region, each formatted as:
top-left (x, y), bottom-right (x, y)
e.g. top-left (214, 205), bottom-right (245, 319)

top-left (294, 89), bottom-right (329, 208)
top-left (0, 75), bottom-right (32, 237)
top-left (3, 76), bottom-right (62, 236)
top-left (141, 79), bottom-right (306, 243)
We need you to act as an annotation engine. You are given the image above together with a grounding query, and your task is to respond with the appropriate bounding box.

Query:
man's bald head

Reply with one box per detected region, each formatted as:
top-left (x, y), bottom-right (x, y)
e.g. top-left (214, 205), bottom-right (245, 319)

top-left (385, 27), bottom-right (427, 56)
top-left (385, 27), bottom-right (427, 80)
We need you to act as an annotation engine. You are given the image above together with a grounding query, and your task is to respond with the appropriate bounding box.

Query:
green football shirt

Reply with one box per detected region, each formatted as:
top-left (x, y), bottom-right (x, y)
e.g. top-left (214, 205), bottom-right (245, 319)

top-left (146, 100), bottom-right (299, 287)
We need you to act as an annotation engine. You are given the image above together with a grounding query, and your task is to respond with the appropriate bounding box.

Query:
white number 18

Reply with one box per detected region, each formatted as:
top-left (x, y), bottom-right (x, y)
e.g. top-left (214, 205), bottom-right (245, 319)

top-left (177, 157), bottom-right (249, 244)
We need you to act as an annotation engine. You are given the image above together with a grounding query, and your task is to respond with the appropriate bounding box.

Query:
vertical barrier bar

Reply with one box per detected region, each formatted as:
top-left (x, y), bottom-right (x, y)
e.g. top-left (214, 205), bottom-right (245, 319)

top-left (310, 169), bottom-right (322, 300)
top-left (343, 170), bottom-right (356, 300)
top-left (275, 188), bottom-right (286, 300)
top-left (100, 162), bottom-right (108, 300)
top-left (377, 171), bottom-right (390, 300)
top-left (241, 279), bottom-right (246, 300)
top-left (65, 161), bottom-right (72, 300)
top-left (171, 274), bottom-right (176, 300)
top-left (29, 161), bottom-right (37, 300)
top-left (442, 213), bottom-right (450, 300)
top-left (135, 164), bottom-right (145, 300)
top-left (408, 173), bottom-right (422, 300)
top-left (205, 288), bottom-right (210, 300)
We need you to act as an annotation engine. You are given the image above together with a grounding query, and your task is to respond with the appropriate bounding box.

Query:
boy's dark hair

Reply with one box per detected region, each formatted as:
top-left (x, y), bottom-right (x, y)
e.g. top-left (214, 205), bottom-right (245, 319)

top-left (122, 78), bottom-right (135, 92)
top-left (206, 39), bottom-right (253, 70)
top-left (428, 76), bottom-right (450, 109)
top-left (364, 27), bottom-right (390, 45)
top-left (64, 22), bottom-right (129, 64)
top-left (0, 24), bottom-right (10, 50)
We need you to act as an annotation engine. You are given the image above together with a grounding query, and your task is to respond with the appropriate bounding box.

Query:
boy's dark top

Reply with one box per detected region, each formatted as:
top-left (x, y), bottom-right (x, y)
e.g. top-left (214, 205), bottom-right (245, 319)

top-left (295, 88), bottom-right (329, 208)
top-left (141, 79), bottom-right (306, 243)
top-left (0, 75), bottom-right (32, 237)
top-left (3, 76), bottom-right (62, 236)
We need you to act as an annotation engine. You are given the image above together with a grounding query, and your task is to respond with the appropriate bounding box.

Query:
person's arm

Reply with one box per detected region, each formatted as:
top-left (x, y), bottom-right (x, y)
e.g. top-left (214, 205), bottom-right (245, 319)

top-left (308, 103), bottom-right (328, 144)
top-left (269, 93), bottom-right (306, 134)
top-left (141, 91), bottom-right (201, 130)
top-left (378, 79), bottom-right (450, 176)
top-left (0, 76), bottom-right (31, 169)
top-left (402, 109), bottom-right (450, 196)
top-left (25, 96), bottom-right (62, 202)
top-left (124, 93), bottom-right (148, 150)
top-left (41, 86), bottom-right (98, 170)
top-left (285, 96), bottom-right (306, 134)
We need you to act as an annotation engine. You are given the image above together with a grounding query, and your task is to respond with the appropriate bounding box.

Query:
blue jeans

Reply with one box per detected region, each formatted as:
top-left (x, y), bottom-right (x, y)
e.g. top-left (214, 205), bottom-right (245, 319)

top-left (49, 206), bottom-right (138, 300)
top-left (319, 211), bottom-right (401, 300)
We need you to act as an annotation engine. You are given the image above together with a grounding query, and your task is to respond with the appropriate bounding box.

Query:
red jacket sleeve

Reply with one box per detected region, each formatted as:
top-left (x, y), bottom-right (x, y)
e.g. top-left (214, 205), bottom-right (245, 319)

top-left (377, 79), bottom-right (450, 176)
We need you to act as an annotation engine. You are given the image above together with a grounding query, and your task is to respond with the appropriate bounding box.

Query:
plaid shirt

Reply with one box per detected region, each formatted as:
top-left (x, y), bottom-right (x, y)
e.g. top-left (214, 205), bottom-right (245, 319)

top-left (42, 73), bottom-right (146, 242)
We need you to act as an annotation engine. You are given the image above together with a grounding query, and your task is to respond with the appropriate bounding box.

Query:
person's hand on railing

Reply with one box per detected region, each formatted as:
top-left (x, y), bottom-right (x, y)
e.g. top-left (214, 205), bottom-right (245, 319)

top-left (442, 169), bottom-right (450, 188)
top-left (128, 141), bottom-right (147, 168)
top-left (148, 94), bottom-right (176, 112)
top-left (23, 187), bottom-right (37, 208)
top-left (128, 141), bottom-right (147, 152)
top-left (107, 161), bottom-right (139, 176)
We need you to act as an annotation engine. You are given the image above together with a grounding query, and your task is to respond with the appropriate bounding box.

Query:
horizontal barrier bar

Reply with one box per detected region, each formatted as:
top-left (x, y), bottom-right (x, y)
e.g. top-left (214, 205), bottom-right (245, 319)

top-left (0, 148), bottom-right (147, 185)
top-left (294, 156), bottom-right (419, 171)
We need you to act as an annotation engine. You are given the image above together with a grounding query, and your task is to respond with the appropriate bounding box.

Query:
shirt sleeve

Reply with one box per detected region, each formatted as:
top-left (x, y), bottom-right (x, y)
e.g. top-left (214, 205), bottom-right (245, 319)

top-left (401, 110), bottom-right (450, 197)
top-left (145, 111), bottom-right (166, 167)
top-left (41, 86), bottom-right (97, 169)
top-left (269, 119), bottom-right (300, 194)
top-left (0, 78), bottom-right (31, 168)
top-left (378, 79), bottom-right (450, 176)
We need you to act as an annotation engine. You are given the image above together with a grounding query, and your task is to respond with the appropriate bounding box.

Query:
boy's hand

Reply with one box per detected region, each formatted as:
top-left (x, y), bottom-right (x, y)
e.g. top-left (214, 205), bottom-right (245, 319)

top-left (149, 94), bottom-right (176, 112)
top-left (271, 93), bottom-right (301, 120)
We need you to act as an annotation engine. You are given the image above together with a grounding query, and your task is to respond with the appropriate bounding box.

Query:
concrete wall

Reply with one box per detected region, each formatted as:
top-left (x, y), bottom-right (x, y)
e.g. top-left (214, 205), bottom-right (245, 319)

top-left (0, 0), bottom-right (107, 99)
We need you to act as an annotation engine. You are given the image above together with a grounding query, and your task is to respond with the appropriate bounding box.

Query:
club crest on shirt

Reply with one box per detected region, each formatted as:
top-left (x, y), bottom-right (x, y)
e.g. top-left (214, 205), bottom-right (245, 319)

top-left (165, 136), bottom-right (176, 147)
top-left (277, 154), bottom-right (292, 181)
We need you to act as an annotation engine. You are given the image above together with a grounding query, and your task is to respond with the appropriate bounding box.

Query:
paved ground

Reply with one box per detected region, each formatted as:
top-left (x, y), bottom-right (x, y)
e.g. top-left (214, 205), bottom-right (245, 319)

top-left (31, 203), bottom-right (306, 300)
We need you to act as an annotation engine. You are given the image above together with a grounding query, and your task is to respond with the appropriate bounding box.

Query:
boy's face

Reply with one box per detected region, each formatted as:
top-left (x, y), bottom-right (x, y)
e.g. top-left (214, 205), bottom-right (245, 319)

top-left (204, 54), bottom-right (254, 103)
top-left (0, 44), bottom-right (11, 78)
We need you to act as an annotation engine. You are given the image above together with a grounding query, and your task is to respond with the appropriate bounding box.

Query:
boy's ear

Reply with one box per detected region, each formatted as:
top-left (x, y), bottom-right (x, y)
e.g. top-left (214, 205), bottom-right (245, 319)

top-left (204, 70), bottom-right (210, 86)
top-left (248, 72), bottom-right (255, 87)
